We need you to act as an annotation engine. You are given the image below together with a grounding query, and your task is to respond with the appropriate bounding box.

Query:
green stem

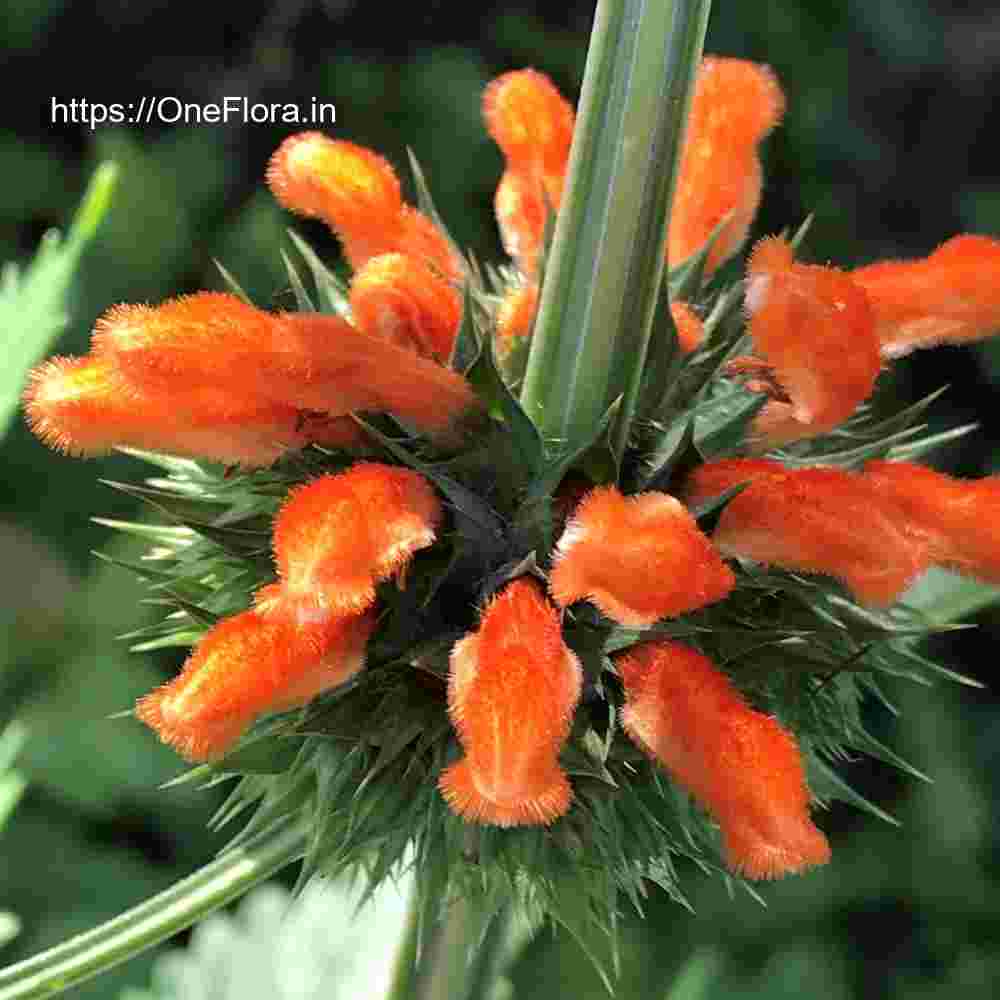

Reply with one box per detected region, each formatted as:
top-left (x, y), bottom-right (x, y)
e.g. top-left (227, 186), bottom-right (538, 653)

top-left (520, 0), bottom-right (712, 461)
top-left (0, 818), bottom-right (306, 1000)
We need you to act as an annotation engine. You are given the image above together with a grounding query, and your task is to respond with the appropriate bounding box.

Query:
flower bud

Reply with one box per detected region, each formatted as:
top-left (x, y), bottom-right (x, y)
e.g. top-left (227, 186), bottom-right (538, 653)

top-left (548, 486), bottom-right (735, 626)
top-left (136, 606), bottom-right (376, 761)
top-left (263, 463), bottom-right (442, 619)
top-left (682, 459), bottom-right (929, 605)
top-left (349, 252), bottom-right (462, 362)
top-left (439, 578), bottom-right (582, 826)
top-left (669, 58), bottom-right (785, 275)
top-left (744, 237), bottom-right (881, 446)
top-left (670, 301), bottom-right (705, 354)
top-left (617, 639), bottom-right (831, 879)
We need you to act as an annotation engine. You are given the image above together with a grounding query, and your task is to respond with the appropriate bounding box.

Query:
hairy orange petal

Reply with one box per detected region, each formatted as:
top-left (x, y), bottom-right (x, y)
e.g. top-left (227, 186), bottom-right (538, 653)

top-left (94, 293), bottom-right (479, 433)
top-left (682, 459), bottom-right (929, 605)
top-left (22, 354), bottom-right (335, 467)
top-left (439, 578), bottom-right (581, 827)
top-left (863, 460), bottom-right (1000, 584)
top-left (136, 607), bottom-right (376, 761)
top-left (617, 640), bottom-right (830, 879)
top-left (548, 486), bottom-right (735, 626)
top-left (670, 301), bottom-right (705, 354)
top-left (668, 57), bottom-right (785, 275)
top-left (263, 463), bottom-right (442, 619)
top-left (744, 237), bottom-right (881, 446)
top-left (493, 168), bottom-right (551, 276)
top-left (495, 281), bottom-right (539, 359)
top-left (349, 252), bottom-right (462, 362)
top-left (852, 234), bottom-right (1000, 357)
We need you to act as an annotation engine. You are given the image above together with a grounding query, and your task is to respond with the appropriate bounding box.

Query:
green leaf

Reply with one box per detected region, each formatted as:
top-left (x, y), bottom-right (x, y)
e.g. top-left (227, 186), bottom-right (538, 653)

top-left (285, 230), bottom-right (350, 316)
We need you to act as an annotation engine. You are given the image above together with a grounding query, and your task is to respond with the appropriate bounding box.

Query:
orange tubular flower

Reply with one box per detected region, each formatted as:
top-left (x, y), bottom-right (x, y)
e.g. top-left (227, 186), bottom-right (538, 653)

top-left (851, 234), bottom-right (1000, 357)
top-left (863, 460), bottom-right (1000, 584)
top-left (260, 463), bottom-right (442, 620)
top-left (744, 237), bottom-right (881, 446)
top-left (548, 485), bottom-right (735, 626)
top-left (670, 300), bottom-right (705, 354)
top-left (22, 354), bottom-right (342, 467)
top-left (682, 459), bottom-right (929, 605)
top-left (617, 640), bottom-right (830, 879)
top-left (439, 578), bottom-right (582, 827)
top-left (484, 70), bottom-right (575, 275)
top-left (349, 252), bottom-right (462, 362)
top-left (93, 293), bottom-right (479, 433)
top-left (668, 57), bottom-right (785, 275)
top-left (267, 132), bottom-right (462, 280)
top-left (136, 606), bottom-right (377, 761)
top-left (495, 280), bottom-right (539, 359)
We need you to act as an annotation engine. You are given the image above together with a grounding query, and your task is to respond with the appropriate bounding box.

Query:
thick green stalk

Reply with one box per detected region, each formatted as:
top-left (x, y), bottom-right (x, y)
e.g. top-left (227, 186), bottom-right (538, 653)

top-left (0, 819), bottom-right (306, 1000)
top-left (520, 0), bottom-right (711, 459)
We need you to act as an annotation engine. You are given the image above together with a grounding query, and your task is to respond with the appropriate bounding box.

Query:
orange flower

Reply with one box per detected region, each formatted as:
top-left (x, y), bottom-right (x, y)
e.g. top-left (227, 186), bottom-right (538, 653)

top-left (743, 237), bottom-right (881, 446)
top-left (267, 132), bottom-right (462, 280)
top-left (260, 463), bottom-right (442, 619)
top-left (94, 293), bottom-right (480, 433)
top-left (863, 460), bottom-right (1000, 585)
top-left (136, 606), bottom-right (377, 761)
top-left (617, 639), bottom-right (830, 879)
top-left (495, 280), bottom-right (539, 359)
top-left (668, 57), bottom-right (785, 275)
top-left (682, 459), bottom-right (929, 605)
top-left (852, 235), bottom-right (1000, 357)
top-left (548, 485), bottom-right (735, 626)
top-left (484, 70), bottom-right (574, 275)
top-left (349, 252), bottom-right (462, 362)
top-left (22, 354), bottom-right (341, 467)
top-left (670, 300), bottom-right (705, 354)
top-left (439, 578), bottom-right (582, 826)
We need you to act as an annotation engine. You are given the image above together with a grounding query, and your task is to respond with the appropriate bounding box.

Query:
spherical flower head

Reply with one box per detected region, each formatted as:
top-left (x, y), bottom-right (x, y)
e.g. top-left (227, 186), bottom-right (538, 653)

top-left (617, 640), bottom-right (830, 880)
top-left (264, 463), bottom-right (442, 619)
top-left (683, 459), bottom-right (930, 606)
top-left (744, 237), bottom-right (881, 446)
top-left (136, 607), bottom-right (377, 761)
top-left (668, 57), bottom-right (785, 275)
top-left (439, 578), bottom-right (582, 827)
top-left (349, 252), bottom-right (462, 362)
top-left (852, 234), bottom-right (1000, 357)
top-left (548, 485), bottom-right (735, 626)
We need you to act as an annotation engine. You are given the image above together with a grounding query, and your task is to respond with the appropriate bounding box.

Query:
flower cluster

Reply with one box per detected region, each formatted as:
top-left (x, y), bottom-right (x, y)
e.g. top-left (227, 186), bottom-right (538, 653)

top-left (21, 54), bottom-right (1000, 919)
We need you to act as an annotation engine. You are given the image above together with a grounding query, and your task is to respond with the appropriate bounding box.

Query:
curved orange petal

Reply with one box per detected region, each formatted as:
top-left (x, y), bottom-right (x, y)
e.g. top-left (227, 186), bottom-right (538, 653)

top-left (852, 234), bottom-right (1000, 357)
top-left (682, 459), bottom-right (929, 605)
top-left (495, 280), bottom-right (539, 359)
top-left (136, 606), bottom-right (376, 761)
top-left (439, 578), bottom-right (581, 826)
top-left (617, 639), bottom-right (830, 879)
top-left (548, 485), bottom-right (735, 626)
top-left (670, 301), bottom-right (705, 354)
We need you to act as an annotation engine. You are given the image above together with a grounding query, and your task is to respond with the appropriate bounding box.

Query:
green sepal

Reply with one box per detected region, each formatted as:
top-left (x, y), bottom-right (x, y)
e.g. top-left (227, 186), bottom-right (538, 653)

top-left (213, 260), bottom-right (255, 305)
top-left (280, 247), bottom-right (317, 312)
top-left (666, 213), bottom-right (732, 300)
top-left (285, 229), bottom-right (350, 316)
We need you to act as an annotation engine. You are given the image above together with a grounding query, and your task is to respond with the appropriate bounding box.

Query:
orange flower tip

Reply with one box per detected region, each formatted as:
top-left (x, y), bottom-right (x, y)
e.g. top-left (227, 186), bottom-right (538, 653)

top-left (548, 486), bottom-right (735, 626)
top-left (266, 132), bottom-right (402, 233)
top-left (483, 69), bottom-right (575, 175)
top-left (349, 252), bottom-right (462, 361)
top-left (724, 821), bottom-right (832, 881)
top-left (669, 301), bottom-right (705, 354)
top-left (135, 685), bottom-right (248, 762)
top-left (438, 757), bottom-right (572, 827)
top-left (495, 281), bottom-right (539, 355)
top-left (442, 579), bottom-right (581, 826)
top-left (852, 233), bottom-right (1000, 356)
top-left (494, 169), bottom-right (548, 274)
top-left (700, 57), bottom-right (786, 138)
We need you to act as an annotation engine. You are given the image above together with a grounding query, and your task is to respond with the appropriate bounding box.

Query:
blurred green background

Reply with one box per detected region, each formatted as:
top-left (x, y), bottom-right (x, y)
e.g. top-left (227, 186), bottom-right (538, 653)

top-left (2, 1), bottom-right (1000, 996)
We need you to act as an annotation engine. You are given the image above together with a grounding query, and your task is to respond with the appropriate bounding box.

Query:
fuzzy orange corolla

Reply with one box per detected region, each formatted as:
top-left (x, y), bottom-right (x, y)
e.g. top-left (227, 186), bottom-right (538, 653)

top-left (495, 280), bottom-right (539, 359)
top-left (682, 458), bottom-right (929, 605)
top-left (743, 237), bottom-right (881, 446)
top-left (439, 578), bottom-right (582, 827)
top-left (863, 460), bottom-right (1000, 585)
top-left (267, 132), bottom-right (462, 280)
top-left (852, 235), bottom-right (1000, 357)
top-left (617, 639), bottom-right (830, 879)
top-left (668, 57), bottom-right (785, 275)
top-left (136, 606), bottom-right (377, 761)
top-left (93, 293), bottom-right (479, 433)
top-left (484, 70), bottom-right (574, 275)
top-left (670, 301), bottom-right (705, 354)
top-left (258, 463), bottom-right (442, 620)
top-left (548, 485), bottom-right (735, 626)
top-left (21, 354), bottom-right (357, 466)
top-left (349, 252), bottom-right (462, 362)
